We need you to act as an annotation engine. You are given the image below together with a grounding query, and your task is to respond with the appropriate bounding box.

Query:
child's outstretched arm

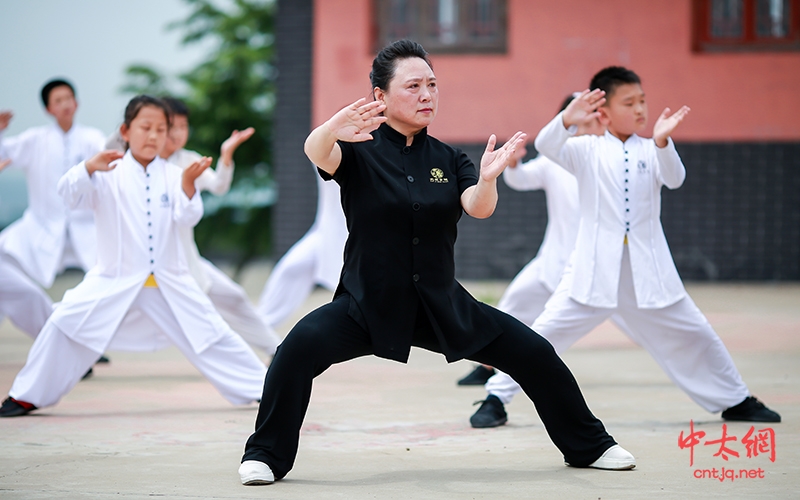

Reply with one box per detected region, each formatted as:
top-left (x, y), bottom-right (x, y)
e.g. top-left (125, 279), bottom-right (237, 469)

top-left (653, 106), bottom-right (690, 189)
top-left (0, 159), bottom-right (10, 172)
top-left (0, 111), bottom-right (11, 133)
top-left (58, 150), bottom-right (123, 209)
top-left (0, 111), bottom-right (36, 169)
top-left (653, 106), bottom-right (690, 148)
top-left (220, 127), bottom-right (255, 167)
top-left (197, 127), bottom-right (256, 196)
top-left (174, 156), bottom-right (212, 228)
top-left (181, 156), bottom-right (213, 199)
top-left (534, 89), bottom-right (604, 174)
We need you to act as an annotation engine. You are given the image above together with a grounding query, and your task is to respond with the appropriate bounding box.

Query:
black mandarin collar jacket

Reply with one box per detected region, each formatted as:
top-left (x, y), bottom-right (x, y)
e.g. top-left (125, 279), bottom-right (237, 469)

top-left (320, 123), bottom-right (502, 362)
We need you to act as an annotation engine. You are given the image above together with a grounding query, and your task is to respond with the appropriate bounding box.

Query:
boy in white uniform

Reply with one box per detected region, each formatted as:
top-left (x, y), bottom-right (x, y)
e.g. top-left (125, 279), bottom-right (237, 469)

top-left (0, 95), bottom-right (266, 417)
top-left (0, 80), bottom-right (105, 337)
top-left (469, 95), bottom-right (634, 427)
top-left (256, 170), bottom-right (348, 329)
top-left (531, 66), bottom-right (779, 422)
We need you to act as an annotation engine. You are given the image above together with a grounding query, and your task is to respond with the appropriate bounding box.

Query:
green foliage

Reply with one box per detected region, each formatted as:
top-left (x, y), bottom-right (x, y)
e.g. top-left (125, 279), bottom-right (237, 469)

top-left (121, 0), bottom-right (277, 272)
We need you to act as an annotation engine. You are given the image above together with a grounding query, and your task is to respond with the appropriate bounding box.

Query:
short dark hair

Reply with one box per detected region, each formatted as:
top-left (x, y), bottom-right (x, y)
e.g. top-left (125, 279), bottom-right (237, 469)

top-left (589, 66), bottom-right (641, 100)
top-left (41, 79), bottom-right (75, 107)
top-left (370, 39), bottom-right (433, 91)
top-left (162, 97), bottom-right (190, 118)
top-left (123, 95), bottom-right (171, 129)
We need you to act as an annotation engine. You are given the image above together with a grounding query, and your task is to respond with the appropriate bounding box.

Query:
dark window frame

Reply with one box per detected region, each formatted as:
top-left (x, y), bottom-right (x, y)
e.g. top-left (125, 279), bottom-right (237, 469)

top-left (692, 0), bottom-right (800, 52)
top-left (373, 0), bottom-right (508, 55)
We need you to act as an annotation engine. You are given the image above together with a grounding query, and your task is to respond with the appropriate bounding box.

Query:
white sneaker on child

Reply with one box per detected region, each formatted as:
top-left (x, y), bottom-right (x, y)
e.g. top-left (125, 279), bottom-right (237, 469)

top-left (239, 460), bottom-right (275, 485)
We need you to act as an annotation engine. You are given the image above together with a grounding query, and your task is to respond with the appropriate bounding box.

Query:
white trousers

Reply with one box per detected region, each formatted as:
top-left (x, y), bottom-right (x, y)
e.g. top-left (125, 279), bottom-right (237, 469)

top-left (526, 245), bottom-right (750, 413)
top-left (0, 252), bottom-right (52, 338)
top-left (200, 258), bottom-right (281, 355)
top-left (9, 287), bottom-right (267, 408)
top-left (257, 230), bottom-right (322, 328)
top-left (485, 258), bottom-right (632, 404)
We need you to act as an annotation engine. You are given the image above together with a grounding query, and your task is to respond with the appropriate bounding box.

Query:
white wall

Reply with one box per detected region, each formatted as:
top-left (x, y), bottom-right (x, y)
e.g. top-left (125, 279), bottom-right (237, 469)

top-left (0, 0), bottom-right (215, 136)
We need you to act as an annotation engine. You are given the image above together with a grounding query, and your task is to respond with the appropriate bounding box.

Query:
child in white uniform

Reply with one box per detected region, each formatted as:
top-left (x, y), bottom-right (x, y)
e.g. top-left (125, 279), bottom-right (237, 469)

top-left (531, 67), bottom-right (779, 422)
top-left (256, 171), bottom-right (348, 329)
top-left (157, 98), bottom-right (281, 355)
top-left (0, 80), bottom-right (105, 337)
top-left (469, 96), bottom-right (634, 428)
top-left (0, 95), bottom-right (267, 417)
top-left (0, 159), bottom-right (51, 333)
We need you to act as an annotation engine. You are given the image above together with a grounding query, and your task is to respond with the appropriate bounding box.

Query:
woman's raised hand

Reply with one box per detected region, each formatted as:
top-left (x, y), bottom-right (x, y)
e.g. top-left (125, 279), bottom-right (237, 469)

top-left (325, 98), bottom-right (387, 143)
top-left (480, 131), bottom-right (527, 181)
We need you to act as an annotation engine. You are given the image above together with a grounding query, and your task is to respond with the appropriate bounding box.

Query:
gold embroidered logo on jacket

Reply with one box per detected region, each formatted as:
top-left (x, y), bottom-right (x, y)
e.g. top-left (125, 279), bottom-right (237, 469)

top-left (429, 168), bottom-right (449, 183)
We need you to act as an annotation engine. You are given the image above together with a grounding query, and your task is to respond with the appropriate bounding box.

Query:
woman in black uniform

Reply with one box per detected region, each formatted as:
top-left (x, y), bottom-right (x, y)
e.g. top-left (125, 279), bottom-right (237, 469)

top-left (239, 39), bottom-right (634, 485)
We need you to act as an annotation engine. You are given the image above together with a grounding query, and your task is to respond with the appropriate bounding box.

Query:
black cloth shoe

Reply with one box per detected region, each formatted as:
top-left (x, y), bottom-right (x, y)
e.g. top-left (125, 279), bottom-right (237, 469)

top-left (470, 395), bottom-right (507, 428)
top-left (96, 355), bottom-right (110, 364)
top-left (457, 365), bottom-right (495, 386)
top-left (721, 396), bottom-right (781, 422)
top-left (82, 367), bottom-right (94, 380)
top-left (0, 397), bottom-right (37, 417)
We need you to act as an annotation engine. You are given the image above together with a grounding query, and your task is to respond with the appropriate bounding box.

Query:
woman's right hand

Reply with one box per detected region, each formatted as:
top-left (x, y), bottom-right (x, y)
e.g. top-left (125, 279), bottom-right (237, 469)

top-left (85, 150), bottom-right (124, 175)
top-left (325, 98), bottom-right (387, 143)
top-left (306, 98), bottom-right (387, 175)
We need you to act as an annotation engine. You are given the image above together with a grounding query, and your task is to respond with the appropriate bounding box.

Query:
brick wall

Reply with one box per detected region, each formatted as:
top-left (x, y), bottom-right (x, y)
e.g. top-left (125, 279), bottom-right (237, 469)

top-left (453, 142), bottom-right (800, 281)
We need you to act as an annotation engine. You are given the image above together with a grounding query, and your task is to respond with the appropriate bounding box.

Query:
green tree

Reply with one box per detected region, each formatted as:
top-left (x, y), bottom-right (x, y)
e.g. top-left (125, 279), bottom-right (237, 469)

top-left (122, 0), bottom-right (277, 273)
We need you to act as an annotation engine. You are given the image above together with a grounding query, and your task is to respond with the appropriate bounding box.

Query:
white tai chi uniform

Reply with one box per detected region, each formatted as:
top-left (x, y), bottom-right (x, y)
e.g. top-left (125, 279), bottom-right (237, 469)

top-left (0, 255), bottom-right (53, 336)
top-left (7, 152), bottom-right (267, 408)
top-left (256, 169), bottom-right (348, 328)
top-left (532, 113), bottom-right (750, 413)
top-left (0, 123), bottom-right (105, 336)
top-left (484, 156), bottom-right (631, 404)
top-left (166, 149), bottom-right (281, 355)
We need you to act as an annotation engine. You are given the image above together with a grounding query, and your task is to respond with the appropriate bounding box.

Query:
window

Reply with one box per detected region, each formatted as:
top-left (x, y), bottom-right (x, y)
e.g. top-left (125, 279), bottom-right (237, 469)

top-left (693, 0), bottom-right (800, 51)
top-left (374, 0), bottom-right (507, 54)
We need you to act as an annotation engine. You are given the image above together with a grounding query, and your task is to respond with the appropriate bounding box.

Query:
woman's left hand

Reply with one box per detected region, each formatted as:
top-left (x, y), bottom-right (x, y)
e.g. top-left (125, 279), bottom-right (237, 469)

top-left (479, 131), bottom-right (527, 182)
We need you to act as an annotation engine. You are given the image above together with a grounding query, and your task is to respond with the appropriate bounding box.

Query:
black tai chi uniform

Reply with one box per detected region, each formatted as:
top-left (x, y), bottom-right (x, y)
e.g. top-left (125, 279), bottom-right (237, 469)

top-left (242, 123), bottom-right (616, 479)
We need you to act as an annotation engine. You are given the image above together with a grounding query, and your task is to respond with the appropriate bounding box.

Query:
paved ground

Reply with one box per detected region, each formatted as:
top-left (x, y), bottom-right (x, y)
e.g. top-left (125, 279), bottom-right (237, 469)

top-left (0, 262), bottom-right (798, 499)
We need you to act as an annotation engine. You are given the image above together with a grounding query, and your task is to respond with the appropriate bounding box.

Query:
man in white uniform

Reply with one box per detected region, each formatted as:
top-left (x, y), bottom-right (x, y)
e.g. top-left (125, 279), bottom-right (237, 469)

top-left (531, 67), bottom-right (779, 422)
top-left (0, 80), bottom-right (105, 337)
top-left (256, 170), bottom-right (348, 329)
top-left (469, 96), bottom-right (634, 428)
top-left (0, 96), bottom-right (267, 416)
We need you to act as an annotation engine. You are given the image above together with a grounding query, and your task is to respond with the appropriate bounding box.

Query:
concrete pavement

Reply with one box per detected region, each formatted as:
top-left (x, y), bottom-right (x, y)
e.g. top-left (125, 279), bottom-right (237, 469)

top-left (1, 263), bottom-right (798, 499)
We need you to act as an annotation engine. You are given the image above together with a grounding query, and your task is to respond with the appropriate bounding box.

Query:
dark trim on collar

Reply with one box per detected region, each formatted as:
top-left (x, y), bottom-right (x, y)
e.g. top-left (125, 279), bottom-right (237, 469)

top-left (378, 123), bottom-right (428, 147)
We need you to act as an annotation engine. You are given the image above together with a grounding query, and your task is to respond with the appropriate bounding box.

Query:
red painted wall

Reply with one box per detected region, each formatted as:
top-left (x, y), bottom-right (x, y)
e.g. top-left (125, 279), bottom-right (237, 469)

top-left (312, 0), bottom-right (800, 142)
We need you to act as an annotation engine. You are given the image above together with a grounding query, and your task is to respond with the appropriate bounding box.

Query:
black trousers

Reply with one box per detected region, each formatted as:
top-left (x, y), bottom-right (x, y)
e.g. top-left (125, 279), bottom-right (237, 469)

top-left (243, 294), bottom-right (616, 479)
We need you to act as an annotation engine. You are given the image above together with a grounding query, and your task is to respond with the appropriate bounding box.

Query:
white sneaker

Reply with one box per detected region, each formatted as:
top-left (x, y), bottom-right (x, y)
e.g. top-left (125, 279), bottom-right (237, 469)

top-left (588, 445), bottom-right (636, 470)
top-left (239, 460), bottom-right (275, 485)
